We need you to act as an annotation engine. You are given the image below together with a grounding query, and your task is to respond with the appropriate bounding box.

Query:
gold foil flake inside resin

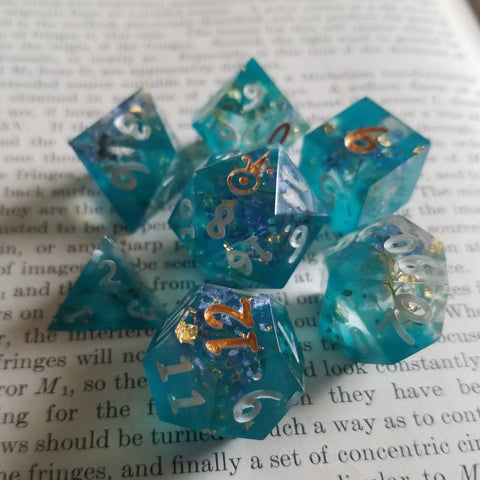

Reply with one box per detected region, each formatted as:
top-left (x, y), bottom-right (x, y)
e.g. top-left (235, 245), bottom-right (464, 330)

top-left (266, 233), bottom-right (283, 244)
top-left (423, 287), bottom-right (434, 299)
top-left (377, 134), bottom-right (392, 147)
top-left (413, 145), bottom-right (427, 154)
top-left (322, 123), bottom-right (335, 134)
top-left (427, 238), bottom-right (444, 256)
top-left (395, 274), bottom-right (418, 283)
top-left (244, 419), bottom-right (255, 431)
top-left (225, 88), bottom-right (242, 102)
top-left (223, 241), bottom-right (233, 253)
top-left (129, 104), bottom-right (143, 115)
top-left (175, 318), bottom-right (199, 345)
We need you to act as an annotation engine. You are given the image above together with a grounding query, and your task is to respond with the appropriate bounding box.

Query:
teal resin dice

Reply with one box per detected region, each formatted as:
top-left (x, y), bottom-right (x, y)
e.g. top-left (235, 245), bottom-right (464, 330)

top-left (169, 146), bottom-right (328, 289)
top-left (299, 98), bottom-right (430, 235)
top-left (318, 215), bottom-right (448, 364)
top-left (49, 236), bottom-right (166, 331)
top-left (70, 87), bottom-right (194, 232)
top-left (143, 283), bottom-right (304, 439)
top-left (193, 58), bottom-right (309, 153)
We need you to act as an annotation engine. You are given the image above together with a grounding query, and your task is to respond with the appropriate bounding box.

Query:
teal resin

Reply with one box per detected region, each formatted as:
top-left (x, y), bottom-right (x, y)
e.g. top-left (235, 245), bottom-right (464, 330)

top-left (299, 97), bottom-right (430, 235)
top-left (193, 58), bottom-right (309, 153)
top-left (168, 146), bottom-right (328, 289)
top-left (142, 283), bottom-right (304, 440)
top-left (48, 236), bottom-right (166, 331)
top-left (70, 87), bottom-right (197, 232)
top-left (318, 215), bottom-right (448, 364)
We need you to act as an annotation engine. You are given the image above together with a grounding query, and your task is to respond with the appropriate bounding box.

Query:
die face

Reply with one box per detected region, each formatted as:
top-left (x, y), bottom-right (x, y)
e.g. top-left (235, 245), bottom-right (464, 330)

top-left (168, 173), bottom-right (198, 257)
top-left (169, 147), bottom-right (328, 289)
top-left (318, 216), bottom-right (448, 364)
top-left (299, 98), bottom-right (430, 235)
top-left (274, 149), bottom-right (322, 216)
top-left (142, 283), bottom-right (304, 439)
top-left (70, 88), bottom-right (188, 231)
top-left (142, 296), bottom-right (218, 433)
top-left (168, 152), bottom-right (244, 261)
top-left (268, 298), bottom-right (305, 383)
top-left (193, 58), bottom-right (309, 153)
top-left (48, 236), bottom-right (166, 331)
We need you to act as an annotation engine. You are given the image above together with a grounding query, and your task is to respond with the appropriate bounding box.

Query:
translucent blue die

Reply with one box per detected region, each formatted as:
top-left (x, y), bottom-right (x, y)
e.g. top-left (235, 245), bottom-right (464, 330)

top-left (299, 98), bottom-right (430, 235)
top-left (70, 88), bottom-right (194, 231)
top-left (143, 283), bottom-right (304, 439)
top-left (318, 215), bottom-right (448, 364)
top-left (193, 58), bottom-right (309, 153)
top-left (169, 146), bottom-right (328, 289)
top-left (48, 236), bottom-right (166, 331)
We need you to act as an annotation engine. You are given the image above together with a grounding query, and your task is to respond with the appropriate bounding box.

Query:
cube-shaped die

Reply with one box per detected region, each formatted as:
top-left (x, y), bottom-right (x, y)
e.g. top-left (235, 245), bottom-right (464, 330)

top-left (193, 58), bottom-right (309, 153)
top-left (48, 236), bottom-right (166, 331)
top-left (142, 283), bottom-right (304, 439)
top-left (299, 98), bottom-right (430, 235)
top-left (318, 216), bottom-right (448, 364)
top-left (70, 88), bottom-right (194, 231)
top-left (169, 146), bottom-right (328, 289)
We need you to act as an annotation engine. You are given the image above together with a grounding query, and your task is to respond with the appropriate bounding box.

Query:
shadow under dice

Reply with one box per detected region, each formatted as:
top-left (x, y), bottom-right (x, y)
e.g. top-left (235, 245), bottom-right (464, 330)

top-left (318, 215), bottom-right (448, 364)
top-left (169, 146), bottom-right (328, 289)
top-left (48, 236), bottom-right (166, 331)
top-left (193, 58), bottom-right (309, 153)
top-left (70, 87), bottom-right (192, 232)
top-left (142, 283), bottom-right (304, 439)
top-left (299, 97), bottom-right (430, 235)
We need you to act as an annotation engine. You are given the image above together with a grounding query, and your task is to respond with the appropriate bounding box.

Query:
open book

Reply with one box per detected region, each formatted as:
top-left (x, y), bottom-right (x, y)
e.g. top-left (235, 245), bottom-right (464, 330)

top-left (1, 0), bottom-right (480, 478)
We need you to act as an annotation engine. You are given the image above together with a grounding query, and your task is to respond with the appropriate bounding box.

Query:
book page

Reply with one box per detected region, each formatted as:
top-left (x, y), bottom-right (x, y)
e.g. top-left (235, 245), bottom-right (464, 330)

top-left (1, 0), bottom-right (480, 479)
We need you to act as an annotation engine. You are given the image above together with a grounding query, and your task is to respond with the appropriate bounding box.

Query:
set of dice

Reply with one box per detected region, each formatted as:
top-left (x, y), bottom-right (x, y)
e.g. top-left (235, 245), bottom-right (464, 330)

top-left (49, 59), bottom-right (449, 439)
